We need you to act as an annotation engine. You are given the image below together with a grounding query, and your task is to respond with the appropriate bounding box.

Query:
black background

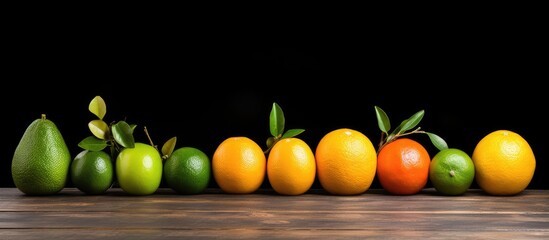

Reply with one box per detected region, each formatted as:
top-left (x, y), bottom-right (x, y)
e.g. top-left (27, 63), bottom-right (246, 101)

top-left (2, 17), bottom-right (546, 191)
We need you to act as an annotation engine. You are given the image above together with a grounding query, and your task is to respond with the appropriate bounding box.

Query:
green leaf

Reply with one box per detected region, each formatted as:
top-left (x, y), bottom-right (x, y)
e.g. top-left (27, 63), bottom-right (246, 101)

top-left (399, 110), bottom-right (424, 133)
top-left (130, 124), bottom-right (137, 133)
top-left (270, 102), bottom-right (285, 137)
top-left (89, 96), bottom-right (106, 120)
top-left (88, 119), bottom-right (109, 139)
top-left (112, 121), bottom-right (135, 148)
top-left (390, 119), bottom-right (406, 137)
top-left (385, 133), bottom-right (396, 143)
top-left (282, 129), bottom-right (305, 139)
top-left (426, 132), bottom-right (448, 151)
top-left (78, 136), bottom-right (108, 151)
top-left (374, 106), bottom-right (391, 133)
top-left (266, 136), bottom-right (275, 149)
top-left (161, 136), bottom-right (177, 157)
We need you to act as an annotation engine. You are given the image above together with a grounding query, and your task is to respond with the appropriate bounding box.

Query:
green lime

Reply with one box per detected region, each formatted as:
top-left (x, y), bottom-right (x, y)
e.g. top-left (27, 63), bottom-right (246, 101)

top-left (164, 147), bottom-right (211, 194)
top-left (70, 150), bottom-right (113, 195)
top-left (429, 148), bottom-right (475, 195)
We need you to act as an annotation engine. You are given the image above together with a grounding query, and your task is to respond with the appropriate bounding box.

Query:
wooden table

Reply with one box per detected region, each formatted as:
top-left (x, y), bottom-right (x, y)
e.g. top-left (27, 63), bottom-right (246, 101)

top-left (1, 188), bottom-right (548, 239)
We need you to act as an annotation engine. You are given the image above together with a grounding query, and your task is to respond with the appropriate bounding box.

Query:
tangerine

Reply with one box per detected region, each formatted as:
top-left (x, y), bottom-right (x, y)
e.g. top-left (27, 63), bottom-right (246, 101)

top-left (377, 138), bottom-right (430, 195)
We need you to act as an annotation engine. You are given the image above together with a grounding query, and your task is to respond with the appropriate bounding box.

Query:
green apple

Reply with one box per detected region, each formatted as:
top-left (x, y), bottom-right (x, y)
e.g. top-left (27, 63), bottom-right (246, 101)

top-left (116, 143), bottom-right (162, 195)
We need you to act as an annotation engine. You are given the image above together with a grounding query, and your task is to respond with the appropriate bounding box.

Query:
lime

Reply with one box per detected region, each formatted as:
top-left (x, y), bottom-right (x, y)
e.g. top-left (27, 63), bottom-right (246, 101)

top-left (70, 150), bottom-right (113, 195)
top-left (164, 147), bottom-right (211, 194)
top-left (429, 148), bottom-right (475, 195)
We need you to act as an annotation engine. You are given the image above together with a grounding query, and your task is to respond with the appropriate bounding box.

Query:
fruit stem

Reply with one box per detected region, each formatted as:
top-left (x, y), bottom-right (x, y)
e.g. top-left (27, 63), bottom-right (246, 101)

top-left (377, 127), bottom-right (427, 153)
top-left (263, 137), bottom-right (279, 155)
top-left (378, 132), bottom-right (385, 152)
top-left (377, 127), bottom-right (425, 154)
top-left (41, 114), bottom-right (46, 120)
top-left (449, 170), bottom-right (455, 177)
top-left (143, 126), bottom-right (159, 152)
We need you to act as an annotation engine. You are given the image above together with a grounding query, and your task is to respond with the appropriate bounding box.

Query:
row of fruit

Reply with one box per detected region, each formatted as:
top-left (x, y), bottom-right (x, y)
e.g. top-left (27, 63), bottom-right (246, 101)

top-left (11, 96), bottom-right (536, 196)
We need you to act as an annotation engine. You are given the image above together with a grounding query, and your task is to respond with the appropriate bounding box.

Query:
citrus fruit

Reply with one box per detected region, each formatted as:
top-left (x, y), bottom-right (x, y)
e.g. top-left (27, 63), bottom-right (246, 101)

top-left (12, 114), bottom-right (71, 195)
top-left (472, 130), bottom-right (536, 195)
top-left (315, 128), bottom-right (377, 195)
top-left (212, 137), bottom-right (266, 194)
top-left (377, 138), bottom-right (430, 195)
top-left (267, 138), bottom-right (316, 195)
top-left (116, 143), bottom-right (163, 195)
top-left (70, 150), bottom-right (113, 195)
top-left (429, 148), bottom-right (475, 195)
top-left (164, 147), bottom-right (211, 194)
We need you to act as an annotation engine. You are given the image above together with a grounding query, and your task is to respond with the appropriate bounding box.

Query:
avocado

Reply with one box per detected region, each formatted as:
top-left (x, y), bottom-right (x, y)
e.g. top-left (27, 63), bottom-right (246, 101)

top-left (12, 114), bottom-right (71, 195)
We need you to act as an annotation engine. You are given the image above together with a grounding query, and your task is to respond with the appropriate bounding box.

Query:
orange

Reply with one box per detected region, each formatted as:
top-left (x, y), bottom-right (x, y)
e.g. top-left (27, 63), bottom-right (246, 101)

top-left (377, 138), bottom-right (430, 195)
top-left (212, 137), bottom-right (266, 194)
top-left (267, 138), bottom-right (316, 195)
top-left (315, 128), bottom-right (377, 195)
top-left (472, 130), bottom-right (536, 195)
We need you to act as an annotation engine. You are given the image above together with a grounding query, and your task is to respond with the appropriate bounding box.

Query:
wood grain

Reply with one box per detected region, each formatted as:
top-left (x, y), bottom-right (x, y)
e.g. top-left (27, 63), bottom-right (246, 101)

top-left (1, 188), bottom-right (548, 239)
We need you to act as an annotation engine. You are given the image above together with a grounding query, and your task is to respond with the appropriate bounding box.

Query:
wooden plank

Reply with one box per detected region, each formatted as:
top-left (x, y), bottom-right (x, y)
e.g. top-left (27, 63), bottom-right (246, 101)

top-left (1, 210), bottom-right (548, 230)
top-left (0, 188), bottom-right (548, 239)
top-left (1, 229), bottom-right (549, 240)
top-left (1, 188), bottom-right (548, 213)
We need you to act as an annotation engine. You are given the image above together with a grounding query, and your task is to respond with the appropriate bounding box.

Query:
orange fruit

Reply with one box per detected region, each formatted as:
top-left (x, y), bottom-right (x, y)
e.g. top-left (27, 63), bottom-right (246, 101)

top-left (315, 128), bottom-right (377, 195)
top-left (267, 138), bottom-right (316, 195)
top-left (212, 137), bottom-right (266, 194)
top-left (377, 138), bottom-right (430, 195)
top-left (472, 130), bottom-right (536, 195)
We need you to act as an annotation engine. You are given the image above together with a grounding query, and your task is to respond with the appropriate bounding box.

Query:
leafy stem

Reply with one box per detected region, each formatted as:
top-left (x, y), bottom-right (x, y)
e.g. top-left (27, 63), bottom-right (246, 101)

top-left (78, 96), bottom-right (136, 161)
top-left (264, 102), bottom-right (305, 155)
top-left (78, 96), bottom-right (177, 163)
top-left (375, 106), bottom-right (448, 153)
top-left (76, 96), bottom-right (137, 186)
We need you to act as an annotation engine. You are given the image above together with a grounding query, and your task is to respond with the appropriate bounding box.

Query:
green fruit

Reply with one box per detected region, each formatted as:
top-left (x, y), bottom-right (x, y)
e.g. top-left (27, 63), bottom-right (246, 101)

top-left (12, 114), bottom-right (71, 195)
top-left (71, 150), bottom-right (113, 195)
top-left (164, 147), bottom-right (211, 194)
top-left (116, 143), bottom-right (162, 195)
top-left (429, 148), bottom-right (475, 195)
